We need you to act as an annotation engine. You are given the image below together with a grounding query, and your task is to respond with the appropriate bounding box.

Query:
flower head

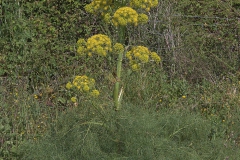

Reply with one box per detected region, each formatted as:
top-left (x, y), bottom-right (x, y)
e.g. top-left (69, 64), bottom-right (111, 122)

top-left (77, 38), bottom-right (86, 56)
top-left (67, 75), bottom-right (99, 98)
top-left (126, 46), bottom-right (151, 63)
top-left (113, 43), bottom-right (124, 54)
top-left (138, 13), bottom-right (148, 24)
top-left (112, 7), bottom-right (138, 27)
top-left (66, 82), bottom-right (73, 89)
top-left (85, 0), bottom-right (112, 15)
top-left (131, 63), bottom-right (140, 71)
top-left (91, 89), bottom-right (100, 97)
top-left (150, 52), bottom-right (161, 63)
top-left (71, 97), bottom-right (77, 102)
top-left (86, 34), bottom-right (112, 57)
top-left (126, 46), bottom-right (160, 71)
top-left (130, 0), bottom-right (158, 11)
top-left (103, 13), bottom-right (111, 24)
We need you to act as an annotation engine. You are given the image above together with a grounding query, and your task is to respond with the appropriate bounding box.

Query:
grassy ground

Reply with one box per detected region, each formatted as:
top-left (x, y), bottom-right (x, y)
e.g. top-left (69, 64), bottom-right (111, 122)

top-left (1, 69), bottom-right (240, 159)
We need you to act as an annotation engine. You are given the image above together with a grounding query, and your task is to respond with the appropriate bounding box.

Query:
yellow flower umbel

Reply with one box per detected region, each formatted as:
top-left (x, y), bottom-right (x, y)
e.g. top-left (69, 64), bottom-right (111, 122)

top-left (138, 13), bottom-right (149, 24)
top-left (77, 34), bottom-right (112, 57)
top-left (130, 0), bottom-right (159, 12)
top-left (77, 38), bottom-right (86, 56)
top-left (112, 7), bottom-right (138, 27)
top-left (126, 46), bottom-right (151, 63)
top-left (150, 52), bottom-right (161, 63)
top-left (113, 43), bottom-right (124, 54)
top-left (85, 0), bottom-right (112, 15)
top-left (72, 75), bottom-right (95, 92)
top-left (71, 97), bottom-right (77, 103)
top-left (66, 82), bottom-right (73, 89)
top-left (126, 46), bottom-right (161, 71)
top-left (66, 75), bottom-right (100, 98)
top-left (90, 89), bottom-right (100, 97)
top-left (86, 34), bottom-right (112, 57)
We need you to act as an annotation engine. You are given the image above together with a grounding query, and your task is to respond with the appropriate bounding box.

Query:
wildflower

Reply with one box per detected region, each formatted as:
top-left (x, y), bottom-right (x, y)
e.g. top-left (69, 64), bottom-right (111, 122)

top-left (85, 3), bottom-right (94, 14)
top-left (71, 97), bottom-right (77, 103)
top-left (103, 13), bottom-right (111, 24)
top-left (182, 95), bottom-right (186, 99)
top-left (113, 43), bottom-right (124, 54)
top-left (85, 0), bottom-right (112, 14)
top-left (130, 0), bottom-right (158, 11)
top-left (34, 94), bottom-right (38, 99)
top-left (66, 82), bottom-right (73, 89)
top-left (127, 46), bottom-right (150, 62)
top-left (91, 89), bottom-right (100, 97)
top-left (77, 39), bottom-right (86, 56)
top-left (112, 7), bottom-right (139, 27)
top-left (150, 52), bottom-right (161, 63)
top-left (126, 45), bottom-right (160, 71)
top-left (67, 75), bottom-right (99, 99)
top-left (83, 85), bottom-right (90, 92)
top-left (77, 38), bottom-right (86, 46)
top-left (138, 13), bottom-right (149, 24)
top-left (86, 34), bottom-right (112, 57)
top-left (131, 63), bottom-right (140, 71)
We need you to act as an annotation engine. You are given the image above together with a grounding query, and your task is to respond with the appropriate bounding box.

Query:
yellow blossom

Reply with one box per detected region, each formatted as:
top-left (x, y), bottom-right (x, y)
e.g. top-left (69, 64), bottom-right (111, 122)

top-left (112, 7), bottom-right (139, 27)
top-left (83, 85), bottom-right (90, 92)
top-left (86, 34), bottom-right (112, 57)
top-left (130, 0), bottom-right (158, 11)
top-left (66, 82), bottom-right (73, 89)
top-left (138, 13), bottom-right (149, 24)
top-left (91, 89), bottom-right (100, 97)
top-left (150, 52), bottom-right (161, 63)
top-left (103, 13), bottom-right (111, 24)
top-left (113, 43), bottom-right (124, 54)
top-left (85, 0), bottom-right (112, 14)
top-left (77, 38), bottom-right (86, 46)
top-left (71, 97), bottom-right (77, 103)
top-left (34, 94), bottom-right (38, 99)
top-left (127, 46), bottom-right (151, 63)
top-left (85, 3), bottom-right (94, 14)
top-left (131, 63), bottom-right (140, 71)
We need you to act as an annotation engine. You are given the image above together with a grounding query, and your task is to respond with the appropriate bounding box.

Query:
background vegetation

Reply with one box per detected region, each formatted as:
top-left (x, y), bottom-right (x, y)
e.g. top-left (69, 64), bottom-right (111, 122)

top-left (0, 0), bottom-right (240, 159)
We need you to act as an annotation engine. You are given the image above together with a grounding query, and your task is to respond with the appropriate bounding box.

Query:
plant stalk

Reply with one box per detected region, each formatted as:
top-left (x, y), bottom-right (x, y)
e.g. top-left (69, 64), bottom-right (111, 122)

top-left (113, 26), bottom-right (125, 110)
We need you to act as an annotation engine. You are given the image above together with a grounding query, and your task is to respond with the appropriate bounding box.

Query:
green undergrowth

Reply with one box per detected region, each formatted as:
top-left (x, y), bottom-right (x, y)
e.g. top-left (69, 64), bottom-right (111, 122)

top-left (16, 102), bottom-right (240, 160)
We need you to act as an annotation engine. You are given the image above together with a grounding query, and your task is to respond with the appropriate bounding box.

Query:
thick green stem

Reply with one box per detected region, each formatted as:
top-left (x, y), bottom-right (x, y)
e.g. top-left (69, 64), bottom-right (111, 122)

top-left (113, 26), bottom-right (125, 110)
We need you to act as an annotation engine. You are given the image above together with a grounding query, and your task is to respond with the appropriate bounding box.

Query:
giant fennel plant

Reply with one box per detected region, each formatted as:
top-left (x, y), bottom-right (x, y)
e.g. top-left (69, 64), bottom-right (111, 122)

top-left (67, 0), bottom-right (160, 110)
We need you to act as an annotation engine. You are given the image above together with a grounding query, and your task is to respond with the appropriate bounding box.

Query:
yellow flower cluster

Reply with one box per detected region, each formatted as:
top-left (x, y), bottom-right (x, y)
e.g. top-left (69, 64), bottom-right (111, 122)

top-left (77, 38), bottom-right (86, 56)
top-left (103, 13), bottom-right (111, 24)
top-left (138, 13), bottom-right (149, 24)
top-left (112, 7), bottom-right (138, 27)
top-left (71, 97), bottom-right (77, 103)
top-left (126, 46), bottom-right (150, 63)
top-left (130, 0), bottom-right (159, 11)
top-left (66, 75), bottom-right (100, 97)
top-left (150, 52), bottom-right (161, 62)
top-left (126, 46), bottom-right (161, 71)
top-left (77, 34), bottom-right (112, 57)
top-left (86, 34), bottom-right (112, 56)
top-left (113, 43), bottom-right (124, 54)
top-left (85, 0), bottom-right (112, 14)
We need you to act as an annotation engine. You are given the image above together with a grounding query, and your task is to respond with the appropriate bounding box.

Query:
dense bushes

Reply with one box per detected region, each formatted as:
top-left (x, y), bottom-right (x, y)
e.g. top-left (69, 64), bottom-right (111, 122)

top-left (0, 0), bottom-right (100, 86)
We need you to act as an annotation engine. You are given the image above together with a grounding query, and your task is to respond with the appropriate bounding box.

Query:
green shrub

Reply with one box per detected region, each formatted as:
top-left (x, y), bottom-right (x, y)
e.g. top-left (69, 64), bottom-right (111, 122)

top-left (0, 0), bottom-right (101, 86)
